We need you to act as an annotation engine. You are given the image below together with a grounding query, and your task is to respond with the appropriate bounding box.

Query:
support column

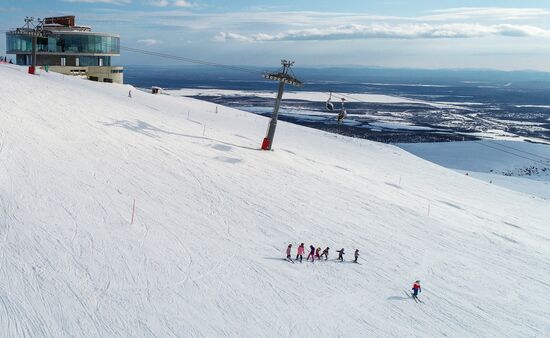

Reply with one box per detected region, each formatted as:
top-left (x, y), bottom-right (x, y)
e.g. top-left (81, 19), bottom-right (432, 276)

top-left (260, 60), bottom-right (302, 151)
top-left (263, 81), bottom-right (286, 150)
top-left (29, 35), bottom-right (37, 74)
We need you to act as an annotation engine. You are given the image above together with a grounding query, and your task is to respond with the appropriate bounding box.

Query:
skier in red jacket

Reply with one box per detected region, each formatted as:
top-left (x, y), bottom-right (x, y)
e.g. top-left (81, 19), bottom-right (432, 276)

top-left (412, 280), bottom-right (421, 299)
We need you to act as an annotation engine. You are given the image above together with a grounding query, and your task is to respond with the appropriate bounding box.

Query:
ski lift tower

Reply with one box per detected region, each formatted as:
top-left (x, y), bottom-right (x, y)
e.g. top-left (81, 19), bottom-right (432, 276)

top-left (14, 17), bottom-right (51, 74)
top-left (261, 60), bottom-right (303, 150)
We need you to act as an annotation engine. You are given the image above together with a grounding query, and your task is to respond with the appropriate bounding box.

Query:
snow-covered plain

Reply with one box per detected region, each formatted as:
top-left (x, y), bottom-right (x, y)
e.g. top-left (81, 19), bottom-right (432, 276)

top-left (1, 64), bottom-right (549, 337)
top-left (165, 88), bottom-right (457, 108)
top-left (399, 141), bottom-right (550, 199)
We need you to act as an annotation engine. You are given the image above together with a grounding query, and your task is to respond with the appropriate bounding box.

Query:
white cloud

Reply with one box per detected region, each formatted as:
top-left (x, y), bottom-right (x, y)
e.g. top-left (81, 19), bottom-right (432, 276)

top-left (214, 32), bottom-right (267, 42)
top-left (63, 0), bottom-right (131, 4)
top-left (60, 7), bottom-right (550, 71)
top-left (149, 0), bottom-right (169, 6)
top-left (216, 23), bottom-right (550, 42)
top-left (149, 0), bottom-right (193, 7)
top-left (425, 7), bottom-right (550, 21)
top-left (173, 0), bottom-right (192, 7)
top-left (86, 8), bottom-right (550, 36)
top-left (0, 7), bottom-right (17, 13)
top-left (137, 38), bottom-right (162, 45)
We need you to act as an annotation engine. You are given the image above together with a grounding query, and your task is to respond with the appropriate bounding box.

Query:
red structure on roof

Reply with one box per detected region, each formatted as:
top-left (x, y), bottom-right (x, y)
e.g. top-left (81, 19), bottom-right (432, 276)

top-left (44, 16), bottom-right (75, 27)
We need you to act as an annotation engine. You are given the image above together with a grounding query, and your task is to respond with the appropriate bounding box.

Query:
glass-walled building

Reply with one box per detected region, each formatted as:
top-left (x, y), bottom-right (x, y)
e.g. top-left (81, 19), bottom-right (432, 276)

top-left (6, 16), bottom-right (123, 83)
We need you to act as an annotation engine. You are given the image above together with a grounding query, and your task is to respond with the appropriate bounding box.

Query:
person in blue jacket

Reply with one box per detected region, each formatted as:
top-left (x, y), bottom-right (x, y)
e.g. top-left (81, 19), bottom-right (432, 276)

top-left (336, 248), bottom-right (345, 262)
top-left (307, 245), bottom-right (316, 262)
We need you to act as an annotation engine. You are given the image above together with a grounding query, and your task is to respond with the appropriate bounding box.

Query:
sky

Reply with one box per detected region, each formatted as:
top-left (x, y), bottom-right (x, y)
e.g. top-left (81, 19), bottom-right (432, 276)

top-left (2, 0), bottom-right (550, 71)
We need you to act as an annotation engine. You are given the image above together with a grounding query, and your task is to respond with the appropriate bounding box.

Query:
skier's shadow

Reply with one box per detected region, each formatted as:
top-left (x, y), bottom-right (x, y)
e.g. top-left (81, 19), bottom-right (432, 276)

top-left (264, 257), bottom-right (290, 262)
top-left (386, 295), bottom-right (409, 301)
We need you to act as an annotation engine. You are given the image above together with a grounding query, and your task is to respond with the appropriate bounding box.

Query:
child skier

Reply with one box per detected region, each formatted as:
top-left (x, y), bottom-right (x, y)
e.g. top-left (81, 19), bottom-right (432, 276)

top-left (296, 243), bottom-right (305, 263)
top-left (307, 245), bottom-right (316, 262)
top-left (336, 248), bottom-right (345, 262)
top-left (354, 249), bottom-right (359, 263)
top-left (320, 247), bottom-right (330, 260)
top-left (412, 280), bottom-right (421, 299)
top-left (315, 247), bottom-right (321, 260)
top-left (286, 244), bottom-right (292, 260)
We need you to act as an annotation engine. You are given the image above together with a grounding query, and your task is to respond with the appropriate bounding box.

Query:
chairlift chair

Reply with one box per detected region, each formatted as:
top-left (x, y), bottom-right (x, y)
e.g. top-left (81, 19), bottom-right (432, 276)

top-left (337, 98), bottom-right (347, 124)
top-left (326, 92), bottom-right (334, 111)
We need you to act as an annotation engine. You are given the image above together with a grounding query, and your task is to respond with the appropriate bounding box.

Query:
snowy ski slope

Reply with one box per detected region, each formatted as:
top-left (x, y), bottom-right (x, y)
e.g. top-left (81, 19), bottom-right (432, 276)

top-left (0, 64), bottom-right (549, 337)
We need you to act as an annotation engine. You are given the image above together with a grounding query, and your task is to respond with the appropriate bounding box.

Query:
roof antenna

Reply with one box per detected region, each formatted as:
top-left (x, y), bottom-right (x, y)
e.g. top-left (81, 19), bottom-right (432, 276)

top-left (24, 17), bottom-right (35, 29)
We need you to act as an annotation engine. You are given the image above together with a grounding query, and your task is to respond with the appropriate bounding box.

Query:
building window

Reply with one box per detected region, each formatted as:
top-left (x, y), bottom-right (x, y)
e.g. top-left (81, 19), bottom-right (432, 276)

top-left (61, 57), bottom-right (66, 66)
top-left (75, 57), bottom-right (79, 66)
top-left (7, 33), bottom-right (120, 54)
top-left (25, 55), bottom-right (31, 65)
top-left (98, 58), bottom-right (103, 66)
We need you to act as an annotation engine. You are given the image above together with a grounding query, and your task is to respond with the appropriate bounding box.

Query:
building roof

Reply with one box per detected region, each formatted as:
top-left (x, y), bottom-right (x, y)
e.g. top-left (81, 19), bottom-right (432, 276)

top-left (43, 24), bottom-right (92, 32)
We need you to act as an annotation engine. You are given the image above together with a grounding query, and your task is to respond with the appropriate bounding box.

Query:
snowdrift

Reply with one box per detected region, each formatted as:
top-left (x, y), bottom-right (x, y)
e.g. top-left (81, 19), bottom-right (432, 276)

top-left (0, 64), bottom-right (549, 337)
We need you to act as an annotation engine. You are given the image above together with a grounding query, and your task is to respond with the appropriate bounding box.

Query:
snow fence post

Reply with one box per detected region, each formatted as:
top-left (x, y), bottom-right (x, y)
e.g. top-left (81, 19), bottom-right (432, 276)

top-left (131, 199), bottom-right (136, 224)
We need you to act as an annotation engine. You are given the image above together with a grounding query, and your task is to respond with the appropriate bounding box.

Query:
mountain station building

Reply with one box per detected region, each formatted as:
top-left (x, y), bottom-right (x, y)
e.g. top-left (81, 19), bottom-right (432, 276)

top-left (6, 16), bottom-right (123, 83)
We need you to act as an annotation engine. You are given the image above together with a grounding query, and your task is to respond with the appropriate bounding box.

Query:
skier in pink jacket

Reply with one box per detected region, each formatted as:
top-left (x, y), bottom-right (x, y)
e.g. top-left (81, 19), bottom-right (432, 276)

top-left (286, 244), bottom-right (292, 260)
top-left (296, 243), bottom-right (305, 263)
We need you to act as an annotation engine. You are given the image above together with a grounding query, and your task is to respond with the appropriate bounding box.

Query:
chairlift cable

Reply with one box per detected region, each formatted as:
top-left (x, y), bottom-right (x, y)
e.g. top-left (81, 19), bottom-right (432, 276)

top-left (120, 46), bottom-right (266, 75)
top-left (483, 139), bottom-right (550, 162)
top-left (473, 140), bottom-right (550, 166)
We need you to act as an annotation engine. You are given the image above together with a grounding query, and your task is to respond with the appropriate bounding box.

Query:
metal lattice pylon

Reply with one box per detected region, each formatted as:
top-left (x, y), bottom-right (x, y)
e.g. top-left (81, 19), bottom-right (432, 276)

top-left (261, 60), bottom-right (303, 150)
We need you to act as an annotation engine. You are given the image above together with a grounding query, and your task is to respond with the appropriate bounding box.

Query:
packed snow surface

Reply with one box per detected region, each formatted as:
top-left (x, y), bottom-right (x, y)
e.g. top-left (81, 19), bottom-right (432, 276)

top-left (1, 65), bottom-right (549, 337)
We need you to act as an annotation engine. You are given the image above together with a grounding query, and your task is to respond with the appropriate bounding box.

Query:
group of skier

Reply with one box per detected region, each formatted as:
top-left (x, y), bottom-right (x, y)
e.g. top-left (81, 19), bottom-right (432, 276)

top-left (285, 243), bottom-right (423, 301)
top-left (0, 57), bottom-right (13, 64)
top-left (286, 243), bottom-right (360, 263)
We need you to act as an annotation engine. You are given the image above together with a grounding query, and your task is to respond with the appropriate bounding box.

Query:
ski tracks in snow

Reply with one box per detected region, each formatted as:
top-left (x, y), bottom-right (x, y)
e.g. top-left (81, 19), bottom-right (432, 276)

top-left (0, 126), bottom-right (5, 155)
top-left (61, 204), bottom-right (79, 247)
top-left (0, 293), bottom-right (38, 337)
top-left (0, 126), bottom-right (13, 245)
top-left (152, 142), bottom-right (241, 289)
